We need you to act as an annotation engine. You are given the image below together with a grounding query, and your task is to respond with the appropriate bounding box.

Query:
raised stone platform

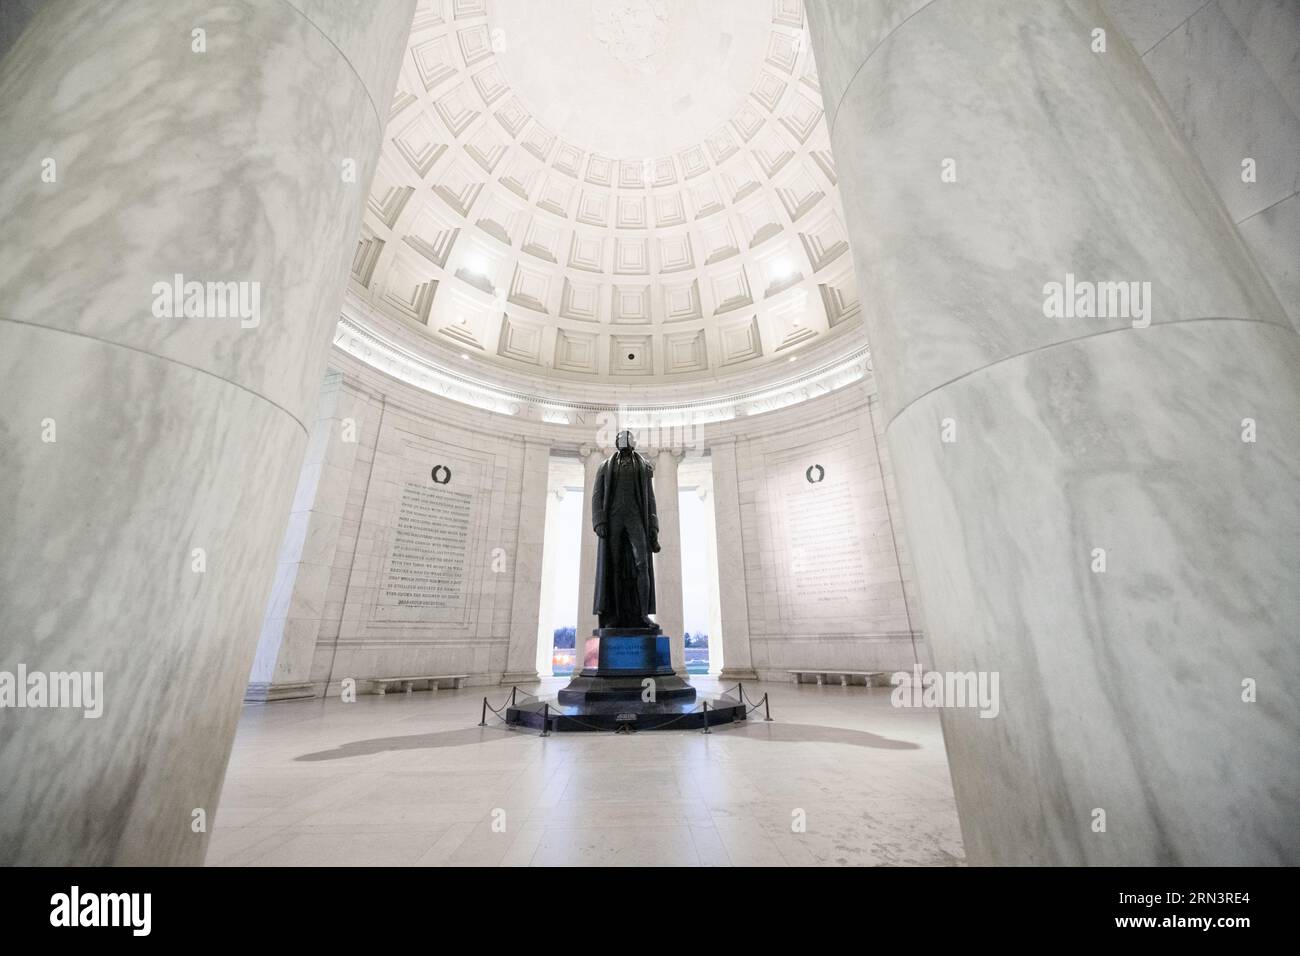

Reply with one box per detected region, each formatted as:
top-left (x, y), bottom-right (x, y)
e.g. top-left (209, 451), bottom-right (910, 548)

top-left (506, 628), bottom-right (746, 732)
top-left (506, 691), bottom-right (747, 733)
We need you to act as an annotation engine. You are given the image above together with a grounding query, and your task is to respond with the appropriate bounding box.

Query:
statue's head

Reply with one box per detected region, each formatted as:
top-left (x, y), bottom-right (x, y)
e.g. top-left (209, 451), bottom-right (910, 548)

top-left (615, 430), bottom-right (636, 452)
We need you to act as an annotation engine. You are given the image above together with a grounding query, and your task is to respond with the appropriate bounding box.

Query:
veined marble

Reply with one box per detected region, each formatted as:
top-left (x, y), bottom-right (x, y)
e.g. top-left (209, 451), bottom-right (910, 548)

top-left (891, 319), bottom-right (1300, 865)
top-left (0, 0), bottom-right (416, 865)
top-left (811, 0), bottom-right (1286, 425)
top-left (807, 0), bottom-right (1300, 865)
top-left (1119, 0), bottom-right (1300, 327)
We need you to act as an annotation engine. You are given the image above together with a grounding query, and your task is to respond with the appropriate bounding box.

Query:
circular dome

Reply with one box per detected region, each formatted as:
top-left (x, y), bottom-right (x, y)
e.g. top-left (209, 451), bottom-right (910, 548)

top-left (491, 0), bottom-right (770, 158)
top-left (348, 0), bottom-right (864, 389)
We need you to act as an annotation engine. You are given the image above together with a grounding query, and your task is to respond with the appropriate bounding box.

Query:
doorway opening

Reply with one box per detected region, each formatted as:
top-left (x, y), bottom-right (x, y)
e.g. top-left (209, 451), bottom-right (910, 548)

top-left (536, 454), bottom-right (584, 676)
top-left (679, 453), bottom-right (723, 675)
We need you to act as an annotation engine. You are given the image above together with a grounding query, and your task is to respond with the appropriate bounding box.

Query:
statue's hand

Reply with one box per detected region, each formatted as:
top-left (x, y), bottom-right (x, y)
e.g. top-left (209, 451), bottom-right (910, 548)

top-left (595, 523), bottom-right (607, 539)
top-left (651, 537), bottom-right (661, 554)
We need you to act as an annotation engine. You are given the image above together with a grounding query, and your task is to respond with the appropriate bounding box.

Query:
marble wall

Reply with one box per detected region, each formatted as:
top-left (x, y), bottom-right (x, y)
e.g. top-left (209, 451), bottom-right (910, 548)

top-left (250, 348), bottom-right (924, 695)
top-left (312, 377), bottom-right (525, 690)
top-left (726, 387), bottom-right (924, 680)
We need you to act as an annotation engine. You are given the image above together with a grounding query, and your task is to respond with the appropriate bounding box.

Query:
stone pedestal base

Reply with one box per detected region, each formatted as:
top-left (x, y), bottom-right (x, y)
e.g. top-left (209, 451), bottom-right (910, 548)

top-left (718, 668), bottom-right (759, 682)
top-left (505, 694), bottom-right (746, 733)
top-left (557, 628), bottom-right (696, 705)
top-left (499, 672), bottom-right (541, 685)
top-left (244, 681), bottom-right (315, 703)
top-left (505, 627), bottom-right (747, 730)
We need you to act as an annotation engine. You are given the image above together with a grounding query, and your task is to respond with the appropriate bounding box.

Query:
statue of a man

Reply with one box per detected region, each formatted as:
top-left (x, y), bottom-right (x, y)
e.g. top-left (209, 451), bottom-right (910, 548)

top-left (592, 430), bottom-right (660, 629)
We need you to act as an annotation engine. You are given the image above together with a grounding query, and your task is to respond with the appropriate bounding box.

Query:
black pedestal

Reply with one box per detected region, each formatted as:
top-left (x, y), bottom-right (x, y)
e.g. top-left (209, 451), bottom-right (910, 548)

top-left (556, 628), bottom-right (696, 705)
top-left (504, 628), bottom-right (746, 732)
top-left (504, 694), bottom-right (746, 732)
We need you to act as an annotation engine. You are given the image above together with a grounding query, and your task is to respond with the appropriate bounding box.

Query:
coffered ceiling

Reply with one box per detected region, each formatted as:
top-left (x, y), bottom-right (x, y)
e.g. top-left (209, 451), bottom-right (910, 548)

top-left (348, 0), bottom-right (864, 385)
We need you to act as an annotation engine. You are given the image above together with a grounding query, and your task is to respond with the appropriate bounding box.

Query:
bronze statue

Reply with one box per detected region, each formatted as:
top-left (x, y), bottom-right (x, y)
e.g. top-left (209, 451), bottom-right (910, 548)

top-left (541, 427), bottom-right (713, 718)
top-left (592, 430), bottom-right (660, 629)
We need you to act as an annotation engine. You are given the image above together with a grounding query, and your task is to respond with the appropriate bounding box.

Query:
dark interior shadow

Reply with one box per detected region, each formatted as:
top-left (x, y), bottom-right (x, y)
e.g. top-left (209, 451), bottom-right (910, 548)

top-left (709, 721), bottom-right (920, 749)
top-left (295, 726), bottom-right (516, 761)
top-left (293, 721), bottom-right (918, 762)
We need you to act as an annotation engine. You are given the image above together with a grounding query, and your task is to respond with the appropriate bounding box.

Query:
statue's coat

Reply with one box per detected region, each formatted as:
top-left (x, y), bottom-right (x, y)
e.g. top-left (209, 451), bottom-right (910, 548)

top-left (591, 450), bottom-right (658, 617)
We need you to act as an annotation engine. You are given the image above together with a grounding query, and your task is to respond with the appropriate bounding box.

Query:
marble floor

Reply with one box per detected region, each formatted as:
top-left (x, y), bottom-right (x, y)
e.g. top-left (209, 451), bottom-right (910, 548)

top-left (206, 678), bottom-right (965, 866)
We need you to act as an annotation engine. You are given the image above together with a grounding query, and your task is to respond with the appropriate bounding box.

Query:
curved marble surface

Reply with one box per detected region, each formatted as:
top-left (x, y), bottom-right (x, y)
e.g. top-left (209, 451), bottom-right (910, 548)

top-left (807, 0), bottom-right (930, 134)
top-left (334, 309), bottom-right (873, 423)
top-left (0, 0), bottom-right (392, 424)
top-left (0, 0), bottom-right (415, 864)
top-left (813, 0), bottom-right (1286, 425)
top-left (808, 0), bottom-right (1300, 864)
top-left (283, 0), bottom-right (416, 125)
top-left (0, 322), bottom-right (305, 865)
top-left (891, 319), bottom-right (1300, 864)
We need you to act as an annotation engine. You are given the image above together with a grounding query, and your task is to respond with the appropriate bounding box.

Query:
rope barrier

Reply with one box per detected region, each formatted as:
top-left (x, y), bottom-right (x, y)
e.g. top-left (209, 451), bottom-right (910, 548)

top-left (735, 684), bottom-right (774, 721)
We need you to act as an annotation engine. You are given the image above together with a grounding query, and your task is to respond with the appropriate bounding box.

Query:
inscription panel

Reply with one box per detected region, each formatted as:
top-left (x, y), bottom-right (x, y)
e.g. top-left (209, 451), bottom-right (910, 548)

top-left (786, 477), bottom-right (866, 611)
top-left (378, 480), bottom-right (473, 610)
top-left (366, 438), bottom-right (489, 628)
top-left (765, 440), bottom-right (869, 624)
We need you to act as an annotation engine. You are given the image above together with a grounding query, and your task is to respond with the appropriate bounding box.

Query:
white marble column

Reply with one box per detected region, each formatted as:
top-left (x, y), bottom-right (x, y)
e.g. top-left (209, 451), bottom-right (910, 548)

top-left (533, 482), bottom-right (568, 677)
top-left (247, 372), bottom-right (365, 701)
top-left (574, 446), bottom-right (606, 666)
top-left (0, 0), bottom-right (416, 865)
top-left (502, 440), bottom-right (552, 683)
top-left (697, 483), bottom-right (725, 677)
top-left (652, 448), bottom-right (686, 675)
top-left (710, 439), bottom-right (758, 681)
top-left (806, 0), bottom-right (1300, 865)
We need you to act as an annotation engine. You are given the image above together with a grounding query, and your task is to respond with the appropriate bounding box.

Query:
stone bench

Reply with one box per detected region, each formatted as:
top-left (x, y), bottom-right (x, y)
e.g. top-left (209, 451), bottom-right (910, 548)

top-left (788, 669), bottom-right (885, 687)
top-left (370, 674), bottom-right (467, 696)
